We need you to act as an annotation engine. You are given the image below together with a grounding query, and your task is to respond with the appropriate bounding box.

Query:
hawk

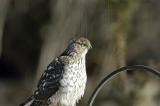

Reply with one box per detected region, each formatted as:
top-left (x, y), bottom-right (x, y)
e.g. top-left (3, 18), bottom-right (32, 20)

top-left (20, 37), bottom-right (92, 106)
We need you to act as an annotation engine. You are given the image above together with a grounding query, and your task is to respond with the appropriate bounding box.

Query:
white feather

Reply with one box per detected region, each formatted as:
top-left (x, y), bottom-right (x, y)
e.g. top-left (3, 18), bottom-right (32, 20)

top-left (23, 99), bottom-right (34, 106)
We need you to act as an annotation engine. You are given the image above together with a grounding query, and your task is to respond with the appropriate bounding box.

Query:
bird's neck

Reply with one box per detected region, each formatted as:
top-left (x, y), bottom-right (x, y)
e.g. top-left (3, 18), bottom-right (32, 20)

top-left (61, 48), bottom-right (87, 58)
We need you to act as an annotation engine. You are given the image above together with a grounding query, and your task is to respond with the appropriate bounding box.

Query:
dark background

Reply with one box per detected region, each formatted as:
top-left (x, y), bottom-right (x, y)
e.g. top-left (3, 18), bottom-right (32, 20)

top-left (0, 0), bottom-right (159, 106)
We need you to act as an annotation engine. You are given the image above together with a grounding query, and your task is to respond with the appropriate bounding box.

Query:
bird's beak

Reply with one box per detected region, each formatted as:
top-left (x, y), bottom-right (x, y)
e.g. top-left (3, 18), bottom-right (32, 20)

top-left (88, 43), bottom-right (92, 50)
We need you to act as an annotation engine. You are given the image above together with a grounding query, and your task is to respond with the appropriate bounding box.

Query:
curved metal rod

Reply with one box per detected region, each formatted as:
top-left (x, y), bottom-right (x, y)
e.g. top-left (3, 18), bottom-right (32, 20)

top-left (87, 65), bottom-right (160, 106)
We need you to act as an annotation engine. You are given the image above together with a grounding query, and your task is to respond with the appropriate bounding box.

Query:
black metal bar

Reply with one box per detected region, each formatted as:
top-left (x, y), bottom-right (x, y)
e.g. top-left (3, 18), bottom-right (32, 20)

top-left (87, 65), bottom-right (160, 106)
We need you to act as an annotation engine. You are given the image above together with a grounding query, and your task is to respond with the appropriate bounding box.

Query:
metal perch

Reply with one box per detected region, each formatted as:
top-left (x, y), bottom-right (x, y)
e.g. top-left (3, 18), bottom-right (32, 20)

top-left (88, 65), bottom-right (160, 106)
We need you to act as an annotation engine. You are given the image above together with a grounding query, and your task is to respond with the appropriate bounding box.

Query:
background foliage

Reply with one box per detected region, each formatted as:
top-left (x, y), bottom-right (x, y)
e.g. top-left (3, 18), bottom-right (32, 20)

top-left (0, 0), bottom-right (159, 106)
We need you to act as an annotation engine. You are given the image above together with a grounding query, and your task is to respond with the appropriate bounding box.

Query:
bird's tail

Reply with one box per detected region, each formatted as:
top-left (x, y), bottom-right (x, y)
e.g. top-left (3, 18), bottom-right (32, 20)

top-left (19, 95), bottom-right (34, 106)
top-left (20, 96), bottom-right (48, 106)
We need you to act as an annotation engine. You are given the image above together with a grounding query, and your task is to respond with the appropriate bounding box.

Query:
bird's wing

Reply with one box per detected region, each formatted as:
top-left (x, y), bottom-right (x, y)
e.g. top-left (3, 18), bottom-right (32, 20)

top-left (33, 57), bottom-right (64, 100)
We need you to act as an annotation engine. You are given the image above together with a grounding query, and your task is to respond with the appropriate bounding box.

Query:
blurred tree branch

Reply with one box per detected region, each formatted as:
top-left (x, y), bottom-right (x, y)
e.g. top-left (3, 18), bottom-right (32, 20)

top-left (0, 0), bottom-right (10, 56)
top-left (109, 0), bottom-right (141, 93)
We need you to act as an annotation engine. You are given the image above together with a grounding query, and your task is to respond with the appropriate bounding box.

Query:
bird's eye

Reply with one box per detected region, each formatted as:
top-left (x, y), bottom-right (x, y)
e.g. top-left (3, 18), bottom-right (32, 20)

top-left (83, 43), bottom-right (87, 47)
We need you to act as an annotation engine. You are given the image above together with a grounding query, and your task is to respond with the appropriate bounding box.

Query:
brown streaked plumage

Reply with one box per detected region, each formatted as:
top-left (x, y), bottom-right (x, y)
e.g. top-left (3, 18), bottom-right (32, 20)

top-left (20, 37), bottom-right (91, 106)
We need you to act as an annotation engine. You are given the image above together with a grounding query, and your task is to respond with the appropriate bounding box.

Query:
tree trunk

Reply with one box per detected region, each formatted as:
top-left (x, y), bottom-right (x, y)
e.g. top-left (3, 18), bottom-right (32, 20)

top-left (0, 0), bottom-right (10, 56)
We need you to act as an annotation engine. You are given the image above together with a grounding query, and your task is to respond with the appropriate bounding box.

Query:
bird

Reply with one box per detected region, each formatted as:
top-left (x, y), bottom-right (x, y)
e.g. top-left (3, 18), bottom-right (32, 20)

top-left (20, 37), bottom-right (92, 106)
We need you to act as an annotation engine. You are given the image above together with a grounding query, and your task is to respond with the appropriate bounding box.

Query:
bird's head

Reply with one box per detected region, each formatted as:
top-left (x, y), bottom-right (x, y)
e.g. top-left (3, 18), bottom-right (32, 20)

top-left (68, 37), bottom-right (92, 56)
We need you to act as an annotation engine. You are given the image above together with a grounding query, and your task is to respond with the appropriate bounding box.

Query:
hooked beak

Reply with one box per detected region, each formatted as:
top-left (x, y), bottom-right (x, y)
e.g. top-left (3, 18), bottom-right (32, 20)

top-left (88, 43), bottom-right (92, 50)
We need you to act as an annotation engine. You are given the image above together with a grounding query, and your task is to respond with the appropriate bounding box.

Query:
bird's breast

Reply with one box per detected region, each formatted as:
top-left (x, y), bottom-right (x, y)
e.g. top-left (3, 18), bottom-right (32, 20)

top-left (61, 57), bottom-right (86, 87)
top-left (59, 57), bottom-right (87, 103)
